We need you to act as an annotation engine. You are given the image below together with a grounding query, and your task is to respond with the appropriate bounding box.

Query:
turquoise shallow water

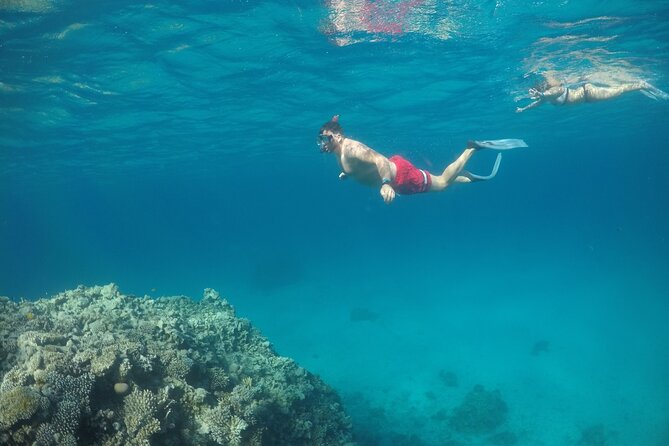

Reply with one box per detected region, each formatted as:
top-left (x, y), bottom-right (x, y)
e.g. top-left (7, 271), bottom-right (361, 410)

top-left (2, 1), bottom-right (669, 445)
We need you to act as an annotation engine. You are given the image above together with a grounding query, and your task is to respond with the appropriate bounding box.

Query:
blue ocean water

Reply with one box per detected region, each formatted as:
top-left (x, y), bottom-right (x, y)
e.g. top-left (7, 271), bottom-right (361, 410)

top-left (2, 1), bottom-right (669, 445)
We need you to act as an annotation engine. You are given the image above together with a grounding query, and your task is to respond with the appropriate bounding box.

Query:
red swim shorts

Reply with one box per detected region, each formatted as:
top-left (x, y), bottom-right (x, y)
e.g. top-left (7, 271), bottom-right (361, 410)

top-left (389, 155), bottom-right (432, 194)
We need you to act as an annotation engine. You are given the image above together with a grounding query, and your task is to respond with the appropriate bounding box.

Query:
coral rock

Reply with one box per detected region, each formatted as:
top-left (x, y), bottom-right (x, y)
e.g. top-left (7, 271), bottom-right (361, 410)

top-left (0, 284), bottom-right (352, 445)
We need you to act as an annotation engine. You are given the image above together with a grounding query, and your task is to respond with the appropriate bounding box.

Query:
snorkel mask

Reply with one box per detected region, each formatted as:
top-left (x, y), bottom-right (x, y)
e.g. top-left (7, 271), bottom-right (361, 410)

top-left (317, 133), bottom-right (334, 153)
top-left (318, 115), bottom-right (341, 153)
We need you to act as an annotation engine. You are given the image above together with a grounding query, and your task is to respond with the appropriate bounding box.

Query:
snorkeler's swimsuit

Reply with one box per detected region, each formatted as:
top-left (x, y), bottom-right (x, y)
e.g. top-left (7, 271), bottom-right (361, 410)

top-left (389, 155), bottom-right (432, 194)
top-left (555, 84), bottom-right (591, 105)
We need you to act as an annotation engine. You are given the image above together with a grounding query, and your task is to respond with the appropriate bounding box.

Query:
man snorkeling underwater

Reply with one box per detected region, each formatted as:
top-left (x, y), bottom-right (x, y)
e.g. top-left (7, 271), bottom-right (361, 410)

top-left (317, 115), bottom-right (528, 204)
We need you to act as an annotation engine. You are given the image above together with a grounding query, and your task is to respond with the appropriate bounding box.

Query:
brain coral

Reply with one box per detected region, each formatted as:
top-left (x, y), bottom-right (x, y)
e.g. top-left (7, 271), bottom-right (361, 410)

top-left (0, 284), bottom-right (353, 446)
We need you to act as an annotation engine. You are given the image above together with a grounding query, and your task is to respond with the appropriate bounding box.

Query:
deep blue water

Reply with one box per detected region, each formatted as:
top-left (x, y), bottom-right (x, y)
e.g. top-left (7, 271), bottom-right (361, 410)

top-left (2, 1), bottom-right (669, 445)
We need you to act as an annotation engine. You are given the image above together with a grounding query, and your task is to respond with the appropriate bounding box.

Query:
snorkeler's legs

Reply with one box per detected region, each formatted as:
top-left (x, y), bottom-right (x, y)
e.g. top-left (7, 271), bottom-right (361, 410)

top-left (583, 82), bottom-right (646, 101)
top-left (429, 148), bottom-right (475, 191)
top-left (639, 82), bottom-right (669, 100)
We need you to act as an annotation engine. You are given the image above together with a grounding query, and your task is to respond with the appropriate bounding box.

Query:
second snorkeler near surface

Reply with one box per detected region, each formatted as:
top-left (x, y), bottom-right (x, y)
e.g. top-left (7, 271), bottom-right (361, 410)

top-left (516, 77), bottom-right (669, 113)
top-left (317, 115), bottom-right (528, 204)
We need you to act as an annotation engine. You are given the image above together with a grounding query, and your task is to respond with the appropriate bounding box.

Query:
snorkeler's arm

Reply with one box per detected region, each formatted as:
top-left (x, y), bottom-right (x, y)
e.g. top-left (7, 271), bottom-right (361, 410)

top-left (517, 84), bottom-right (566, 112)
top-left (373, 154), bottom-right (396, 204)
top-left (349, 143), bottom-right (396, 203)
top-left (374, 157), bottom-right (393, 184)
top-left (516, 100), bottom-right (542, 113)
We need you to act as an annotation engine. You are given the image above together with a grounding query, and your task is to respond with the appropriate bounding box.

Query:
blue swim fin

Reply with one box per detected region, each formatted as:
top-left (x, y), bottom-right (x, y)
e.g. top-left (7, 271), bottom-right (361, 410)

top-left (469, 139), bottom-right (528, 150)
top-left (464, 153), bottom-right (502, 181)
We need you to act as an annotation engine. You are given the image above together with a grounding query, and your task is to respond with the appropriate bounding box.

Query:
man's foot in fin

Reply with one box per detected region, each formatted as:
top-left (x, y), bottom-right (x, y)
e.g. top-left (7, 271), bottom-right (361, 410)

top-left (462, 153), bottom-right (502, 181)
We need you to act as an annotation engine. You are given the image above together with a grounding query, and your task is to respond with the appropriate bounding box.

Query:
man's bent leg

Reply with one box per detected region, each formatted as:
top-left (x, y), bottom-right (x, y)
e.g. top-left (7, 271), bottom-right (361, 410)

top-left (429, 147), bottom-right (475, 191)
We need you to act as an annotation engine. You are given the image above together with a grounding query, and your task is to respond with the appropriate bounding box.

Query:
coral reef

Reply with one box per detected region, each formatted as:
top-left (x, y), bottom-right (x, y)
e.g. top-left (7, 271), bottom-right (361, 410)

top-left (0, 284), bottom-right (353, 445)
top-left (448, 385), bottom-right (508, 435)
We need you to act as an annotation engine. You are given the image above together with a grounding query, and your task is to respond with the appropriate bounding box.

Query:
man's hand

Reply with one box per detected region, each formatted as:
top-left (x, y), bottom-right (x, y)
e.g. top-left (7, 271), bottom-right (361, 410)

top-left (338, 172), bottom-right (347, 180)
top-left (380, 184), bottom-right (395, 204)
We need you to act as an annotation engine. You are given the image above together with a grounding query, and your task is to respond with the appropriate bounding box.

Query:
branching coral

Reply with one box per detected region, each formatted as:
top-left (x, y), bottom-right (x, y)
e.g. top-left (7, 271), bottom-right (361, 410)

top-left (123, 389), bottom-right (160, 443)
top-left (199, 402), bottom-right (249, 446)
top-left (0, 367), bottom-right (30, 392)
top-left (208, 367), bottom-right (231, 391)
top-left (47, 371), bottom-right (93, 411)
top-left (163, 350), bottom-right (194, 380)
